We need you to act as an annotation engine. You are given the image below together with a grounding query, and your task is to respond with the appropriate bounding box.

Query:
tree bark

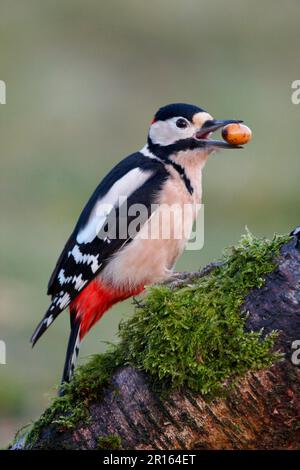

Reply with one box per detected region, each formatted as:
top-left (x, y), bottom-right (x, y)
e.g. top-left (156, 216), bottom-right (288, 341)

top-left (12, 236), bottom-right (300, 450)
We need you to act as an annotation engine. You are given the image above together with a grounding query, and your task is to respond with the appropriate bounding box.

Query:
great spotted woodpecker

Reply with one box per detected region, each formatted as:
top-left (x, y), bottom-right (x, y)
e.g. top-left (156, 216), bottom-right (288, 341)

top-left (31, 103), bottom-right (242, 385)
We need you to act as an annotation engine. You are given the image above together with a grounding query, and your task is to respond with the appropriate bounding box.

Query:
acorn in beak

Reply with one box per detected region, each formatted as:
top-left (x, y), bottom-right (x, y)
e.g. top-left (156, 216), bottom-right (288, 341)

top-left (195, 119), bottom-right (244, 149)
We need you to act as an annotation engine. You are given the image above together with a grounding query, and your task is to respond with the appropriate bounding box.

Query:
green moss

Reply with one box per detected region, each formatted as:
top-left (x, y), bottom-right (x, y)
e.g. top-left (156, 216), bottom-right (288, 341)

top-left (25, 231), bottom-right (290, 447)
top-left (97, 434), bottom-right (122, 450)
top-left (117, 230), bottom-right (289, 396)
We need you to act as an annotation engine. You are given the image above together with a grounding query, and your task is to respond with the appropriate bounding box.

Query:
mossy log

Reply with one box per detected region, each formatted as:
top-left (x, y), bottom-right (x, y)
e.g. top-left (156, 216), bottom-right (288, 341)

top-left (12, 233), bottom-right (300, 450)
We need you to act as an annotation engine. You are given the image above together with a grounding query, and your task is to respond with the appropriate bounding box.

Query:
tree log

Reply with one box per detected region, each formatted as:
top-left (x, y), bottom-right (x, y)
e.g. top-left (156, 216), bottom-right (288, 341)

top-left (12, 235), bottom-right (300, 450)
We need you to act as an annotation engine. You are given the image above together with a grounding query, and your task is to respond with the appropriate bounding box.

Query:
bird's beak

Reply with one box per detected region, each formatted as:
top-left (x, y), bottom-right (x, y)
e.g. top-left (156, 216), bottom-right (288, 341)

top-left (195, 119), bottom-right (244, 149)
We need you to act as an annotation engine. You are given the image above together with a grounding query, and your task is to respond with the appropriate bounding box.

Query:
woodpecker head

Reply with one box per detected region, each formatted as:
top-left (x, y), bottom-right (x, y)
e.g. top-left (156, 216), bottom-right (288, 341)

top-left (147, 103), bottom-right (242, 159)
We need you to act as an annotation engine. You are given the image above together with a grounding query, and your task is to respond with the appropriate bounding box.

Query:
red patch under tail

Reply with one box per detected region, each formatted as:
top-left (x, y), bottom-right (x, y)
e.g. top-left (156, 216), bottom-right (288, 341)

top-left (69, 279), bottom-right (144, 340)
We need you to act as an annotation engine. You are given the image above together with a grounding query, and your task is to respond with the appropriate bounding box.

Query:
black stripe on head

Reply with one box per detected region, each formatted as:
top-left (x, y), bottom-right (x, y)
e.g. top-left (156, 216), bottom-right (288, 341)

top-left (153, 103), bottom-right (205, 123)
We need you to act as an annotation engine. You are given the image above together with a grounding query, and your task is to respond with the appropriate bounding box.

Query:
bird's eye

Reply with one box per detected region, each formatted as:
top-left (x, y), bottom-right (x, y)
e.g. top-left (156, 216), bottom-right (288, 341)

top-left (176, 118), bottom-right (188, 129)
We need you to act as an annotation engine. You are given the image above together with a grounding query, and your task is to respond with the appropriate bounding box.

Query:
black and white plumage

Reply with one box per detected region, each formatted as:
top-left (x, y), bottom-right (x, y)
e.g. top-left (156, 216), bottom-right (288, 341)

top-left (31, 154), bottom-right (169, 343)
top-left (31, 103), bottom-right (243, 387)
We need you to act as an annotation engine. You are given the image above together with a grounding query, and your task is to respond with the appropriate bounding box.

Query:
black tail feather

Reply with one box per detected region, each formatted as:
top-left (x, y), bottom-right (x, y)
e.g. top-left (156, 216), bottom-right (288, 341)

top-left (31, 291), bottom-right (72, 347)
top-left (31, 312), bottom-right (55, 347)
top-left (60, 314), bottom-right (81, 393)
top-left (31, 306), bottom-right (62, 347)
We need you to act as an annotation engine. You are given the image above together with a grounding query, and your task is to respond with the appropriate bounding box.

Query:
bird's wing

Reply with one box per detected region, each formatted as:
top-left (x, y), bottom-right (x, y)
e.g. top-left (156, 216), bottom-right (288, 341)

top-left (31, 153), bottom-right (168, 345)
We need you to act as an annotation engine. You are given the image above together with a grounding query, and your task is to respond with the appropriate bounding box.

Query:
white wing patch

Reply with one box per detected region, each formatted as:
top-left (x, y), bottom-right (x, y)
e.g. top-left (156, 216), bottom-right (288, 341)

top-left (59, 292), bottom-right (71, 309)
top-left (58, 270), bottom-right (88, 291)
top-left (50, 291), bottom-right (71, 311)
top-left (68, 244), bottom-right (102, 273)
top-left (76, 168), bottom-right (153, 244)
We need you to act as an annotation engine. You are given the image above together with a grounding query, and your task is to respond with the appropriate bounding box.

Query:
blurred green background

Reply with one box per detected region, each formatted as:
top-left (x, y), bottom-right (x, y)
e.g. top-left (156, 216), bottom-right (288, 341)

top-left (0, 0), bottom-right (300, 446)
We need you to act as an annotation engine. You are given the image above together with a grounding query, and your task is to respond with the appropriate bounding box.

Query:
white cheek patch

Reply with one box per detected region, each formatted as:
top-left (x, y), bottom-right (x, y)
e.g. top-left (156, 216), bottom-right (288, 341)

top-left (77, 168), bottom-right (153, 244)
top-left (149, 117), bottom-right (195, 146)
